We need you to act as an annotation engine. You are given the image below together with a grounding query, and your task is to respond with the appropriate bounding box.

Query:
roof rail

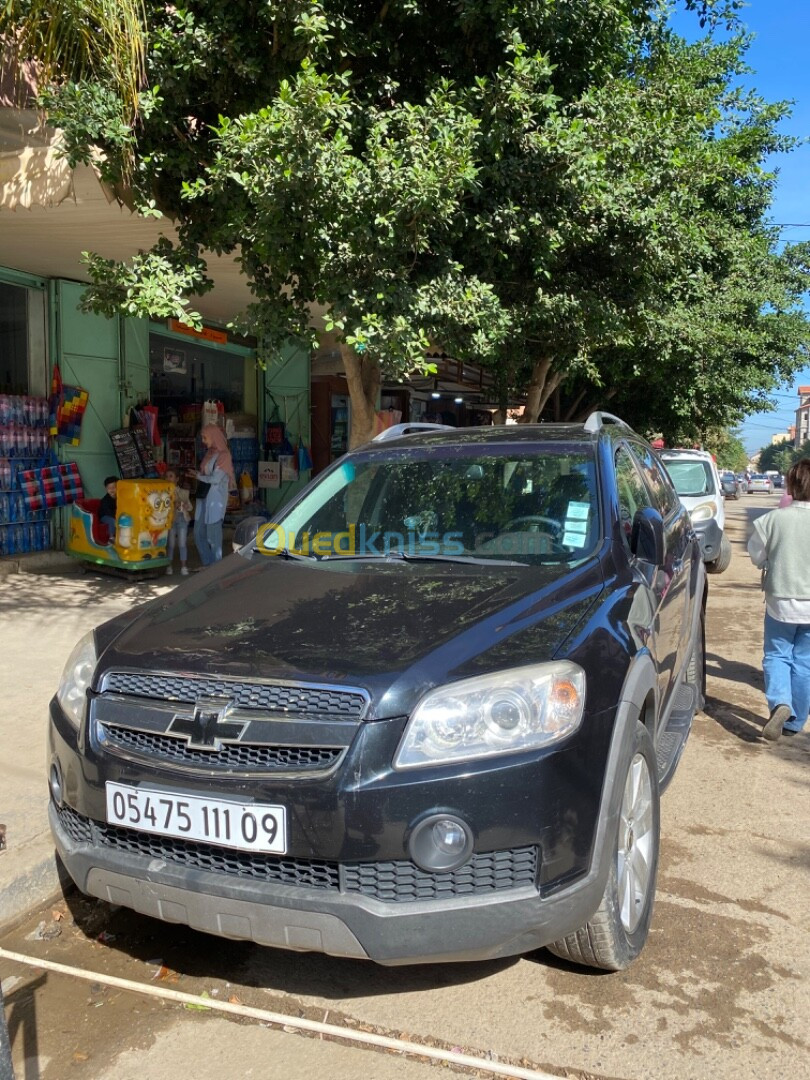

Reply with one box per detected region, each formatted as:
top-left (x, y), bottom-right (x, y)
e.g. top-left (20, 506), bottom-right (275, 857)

top-left (583, 411), bottom-right (631, 434)
top-left (372, 423), bottom-right (456, 443)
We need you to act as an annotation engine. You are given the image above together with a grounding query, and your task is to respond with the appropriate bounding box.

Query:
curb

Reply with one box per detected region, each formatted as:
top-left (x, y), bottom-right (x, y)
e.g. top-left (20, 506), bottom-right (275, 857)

top-left (0, 844), bottom-right (66, 936)
top-left (0, 550), bottom-right (75, 578)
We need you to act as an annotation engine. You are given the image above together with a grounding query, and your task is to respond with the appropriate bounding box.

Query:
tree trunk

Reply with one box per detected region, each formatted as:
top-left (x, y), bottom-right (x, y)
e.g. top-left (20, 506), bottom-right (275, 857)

top-left (518, 357), bottom-right (562, 423)
top-left (341, 344), bottom-right (381, 448)
top-left (520, 354), bottom-right (565, 421)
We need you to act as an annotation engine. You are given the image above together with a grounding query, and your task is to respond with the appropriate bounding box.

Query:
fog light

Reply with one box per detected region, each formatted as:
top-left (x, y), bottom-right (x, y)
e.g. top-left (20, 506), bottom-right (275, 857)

top-left (408, 813), bottom-right (473, 873)
top-left (49, 762), bottom-right (63, 808)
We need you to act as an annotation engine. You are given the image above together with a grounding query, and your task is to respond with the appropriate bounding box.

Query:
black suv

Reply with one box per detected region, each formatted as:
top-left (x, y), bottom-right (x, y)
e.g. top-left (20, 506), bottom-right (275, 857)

top-left (49, 414), bottom-right (705, 971)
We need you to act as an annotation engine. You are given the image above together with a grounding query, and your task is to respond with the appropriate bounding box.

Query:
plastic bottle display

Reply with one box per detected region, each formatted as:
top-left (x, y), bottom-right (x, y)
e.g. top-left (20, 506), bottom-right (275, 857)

top-left (0, 394), bottom-right (53, 557)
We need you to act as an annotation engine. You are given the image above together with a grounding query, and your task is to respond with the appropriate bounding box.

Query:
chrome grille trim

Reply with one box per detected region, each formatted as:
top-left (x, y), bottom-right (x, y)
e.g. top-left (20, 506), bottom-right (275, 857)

top-left (99, 670), bottom-right (369, 720)
top-left (92, 670), bottom-right (368, 776)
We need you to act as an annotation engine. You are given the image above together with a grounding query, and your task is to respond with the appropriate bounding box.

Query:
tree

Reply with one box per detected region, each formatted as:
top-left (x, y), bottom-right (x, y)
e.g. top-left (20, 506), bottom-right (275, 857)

top-left (3, 1), bottom-right (808, 445)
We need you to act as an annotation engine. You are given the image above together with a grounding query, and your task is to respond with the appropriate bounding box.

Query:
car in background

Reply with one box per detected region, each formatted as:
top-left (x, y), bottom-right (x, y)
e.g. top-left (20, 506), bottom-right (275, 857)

top-left (748, 473), bottom-right (774, 494)
top-left (719, 471), bottom-right (742, 500)
top-left (770, 473), bottom-right (784, 489)
top-left (49, 413), bottom-right (706, 973)
top-left (735, 473), bottom-right (749, 494)
top-left (660, 448), bottom-right (731, 574)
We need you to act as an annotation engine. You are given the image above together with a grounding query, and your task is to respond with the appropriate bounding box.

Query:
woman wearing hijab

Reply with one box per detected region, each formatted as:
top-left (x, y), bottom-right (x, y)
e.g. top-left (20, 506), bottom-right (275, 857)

top-left (193, 424), bottom-right (236, 565)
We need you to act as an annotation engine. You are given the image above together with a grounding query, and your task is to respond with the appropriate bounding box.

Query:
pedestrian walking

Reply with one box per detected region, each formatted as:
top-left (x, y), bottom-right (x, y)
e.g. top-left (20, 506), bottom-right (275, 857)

top-left (748, 458), bottom-right (810, 741)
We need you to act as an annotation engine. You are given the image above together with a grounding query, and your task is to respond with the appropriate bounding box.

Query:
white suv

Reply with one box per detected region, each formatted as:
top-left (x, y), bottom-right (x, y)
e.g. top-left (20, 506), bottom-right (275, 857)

top-left (660, 449), bottom-right (731, 574)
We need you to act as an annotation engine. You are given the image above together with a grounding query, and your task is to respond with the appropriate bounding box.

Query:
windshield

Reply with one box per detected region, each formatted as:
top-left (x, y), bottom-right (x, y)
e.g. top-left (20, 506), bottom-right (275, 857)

top-left (258, 444), bottom-right (600, 565)
top-left (663, 459), bottom-right (715, 498)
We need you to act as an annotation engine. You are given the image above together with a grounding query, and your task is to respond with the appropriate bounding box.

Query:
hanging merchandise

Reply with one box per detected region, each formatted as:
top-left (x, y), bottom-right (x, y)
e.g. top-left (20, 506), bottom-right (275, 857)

top-left (279, 453), bottom-right (298, 483)
top-left (141, 403), bottom-right (161, 446)
top-left (202, 399), bottom-right (225, 428)
top-left (258, 460), bottom-right (281, 489)
top-left (298, 443), bottom-right (313, 473)
top-left (55, 386), bottom-right (90, 445)
top-left (265, 421), bottom-right (286, 452)
top-left (48, 365), bottom-right (63, 436)
top-left (48, 366), bottom-right (89, 445)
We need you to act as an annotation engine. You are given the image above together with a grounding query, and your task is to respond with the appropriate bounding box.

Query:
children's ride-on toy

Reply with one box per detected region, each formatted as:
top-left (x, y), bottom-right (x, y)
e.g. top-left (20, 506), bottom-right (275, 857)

top-left (67, 478), bottom-right (174, 575)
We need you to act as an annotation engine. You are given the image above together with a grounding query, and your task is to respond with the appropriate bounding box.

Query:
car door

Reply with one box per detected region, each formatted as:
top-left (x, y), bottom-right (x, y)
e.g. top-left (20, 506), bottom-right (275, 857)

top-left (614, 443), bottom-right (687, 714)
top-left (628, 441), bottom-right (696, 694)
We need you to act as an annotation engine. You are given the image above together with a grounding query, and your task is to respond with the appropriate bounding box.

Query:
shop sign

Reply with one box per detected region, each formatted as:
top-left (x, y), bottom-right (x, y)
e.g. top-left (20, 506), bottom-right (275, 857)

top-left (167, 319), bottom-right (228, 345)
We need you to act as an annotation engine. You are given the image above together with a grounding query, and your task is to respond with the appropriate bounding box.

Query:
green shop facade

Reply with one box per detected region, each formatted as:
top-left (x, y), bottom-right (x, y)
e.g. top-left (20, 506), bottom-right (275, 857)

top-left (0, 267), bottom-right (311, 560)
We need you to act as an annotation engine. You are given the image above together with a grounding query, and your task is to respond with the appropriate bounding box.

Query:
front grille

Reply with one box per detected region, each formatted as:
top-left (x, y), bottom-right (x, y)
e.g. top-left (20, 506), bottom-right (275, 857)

top-left (342, 848), bottom-right (538, 901)
top-left (101, 672), bottom-right (368, 720)
top-left (100, 724), bottom-right (343, 772)
top-left (56, 805), bottom-right (538, 902)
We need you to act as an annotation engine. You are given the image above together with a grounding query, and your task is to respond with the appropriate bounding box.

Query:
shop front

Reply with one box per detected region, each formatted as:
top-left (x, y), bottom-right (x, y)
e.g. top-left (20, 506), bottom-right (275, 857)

top-left (310, 352), bottom-right (498, 474)
top-left (1, 271), bottom-right (312, 567)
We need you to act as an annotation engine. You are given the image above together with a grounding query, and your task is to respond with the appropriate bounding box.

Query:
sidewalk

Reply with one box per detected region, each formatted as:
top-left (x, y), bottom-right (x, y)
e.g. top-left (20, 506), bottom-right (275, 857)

top-left (0, 560), bottom-right (175, 931)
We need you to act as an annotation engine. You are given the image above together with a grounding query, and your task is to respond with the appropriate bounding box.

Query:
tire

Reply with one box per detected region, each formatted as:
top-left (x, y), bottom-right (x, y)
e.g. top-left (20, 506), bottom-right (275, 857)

top-left (706, 534), bottom-right (732, 574)
top-left (547, 720), bottom-right (660, 971)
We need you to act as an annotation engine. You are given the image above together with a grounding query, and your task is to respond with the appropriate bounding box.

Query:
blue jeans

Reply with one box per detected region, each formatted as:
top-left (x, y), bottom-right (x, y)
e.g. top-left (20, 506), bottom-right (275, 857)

top-left (763, 612), bottom-right (810, 732)
top-left (168, 518), bottom-right (188, 564)
top-left (194, 510), bottom-right (223, 566)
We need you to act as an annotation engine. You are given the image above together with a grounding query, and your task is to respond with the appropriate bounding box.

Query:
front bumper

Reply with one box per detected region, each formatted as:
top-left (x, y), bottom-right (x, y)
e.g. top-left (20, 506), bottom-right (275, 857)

top-left (691, 518), bottom-right (723, 563)
top-left (48, 692), bottom-right (616, 965)
top-left (50, 800), bottom-right (609, 964)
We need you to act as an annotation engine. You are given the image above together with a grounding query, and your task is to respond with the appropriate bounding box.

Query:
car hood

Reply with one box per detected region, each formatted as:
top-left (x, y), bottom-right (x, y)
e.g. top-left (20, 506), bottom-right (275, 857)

top-left (94, 551), bottom-right (604, 719)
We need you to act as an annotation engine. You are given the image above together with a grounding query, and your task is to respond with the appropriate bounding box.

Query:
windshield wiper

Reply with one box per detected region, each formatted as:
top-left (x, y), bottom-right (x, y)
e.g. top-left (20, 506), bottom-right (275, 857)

top-left (320, 551), bottom-right (528, 567)
top-left (252, 546), bottom-right (315, 561)
top-left (399, 552), bottom-right (529, 567)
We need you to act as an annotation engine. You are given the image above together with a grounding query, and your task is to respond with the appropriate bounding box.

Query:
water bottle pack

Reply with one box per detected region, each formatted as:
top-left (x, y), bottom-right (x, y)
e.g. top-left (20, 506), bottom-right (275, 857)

top-left (0, 521), bottom-right (50, 556)
top-left (0, 395), bottom-right (54, 558)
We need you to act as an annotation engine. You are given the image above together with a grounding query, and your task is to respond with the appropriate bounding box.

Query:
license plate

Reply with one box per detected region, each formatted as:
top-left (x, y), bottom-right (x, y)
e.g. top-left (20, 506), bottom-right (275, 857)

top-left (105, 782), bottom-right (287, 854)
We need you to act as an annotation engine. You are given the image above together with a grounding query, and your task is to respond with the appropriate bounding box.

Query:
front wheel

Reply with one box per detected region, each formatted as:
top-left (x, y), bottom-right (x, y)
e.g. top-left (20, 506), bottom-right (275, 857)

top-left (547, 721), bottom-right (660, 971)
top-left (706, 534), bottom-right (732, 574)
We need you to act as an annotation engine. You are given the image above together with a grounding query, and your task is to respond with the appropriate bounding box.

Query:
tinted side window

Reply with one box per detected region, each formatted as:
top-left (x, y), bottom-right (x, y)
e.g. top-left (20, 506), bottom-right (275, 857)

top-left (615, 445), bottom-right (654, 543)
top-left (629, 443), bottom-right (678, 517)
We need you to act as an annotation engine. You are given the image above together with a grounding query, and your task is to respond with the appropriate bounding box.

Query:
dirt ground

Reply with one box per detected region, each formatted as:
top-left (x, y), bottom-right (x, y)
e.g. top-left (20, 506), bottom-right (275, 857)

top-left (1, 493), bottom-right (808, 1080)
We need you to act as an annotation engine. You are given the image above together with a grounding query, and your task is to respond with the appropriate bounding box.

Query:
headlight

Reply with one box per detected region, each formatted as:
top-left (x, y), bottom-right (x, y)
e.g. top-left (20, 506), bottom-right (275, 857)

top-left (394, 661), bottom-right (585, 769)
top-left (56, 631), bottom-right (97, 730)
top-left (689, 501), bottom-right (717, 523)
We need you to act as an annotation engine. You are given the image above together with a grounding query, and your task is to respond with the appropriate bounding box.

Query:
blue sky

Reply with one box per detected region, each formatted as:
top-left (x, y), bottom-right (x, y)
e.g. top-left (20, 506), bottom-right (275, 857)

top-left (670, 1), bottom-right (810, 454)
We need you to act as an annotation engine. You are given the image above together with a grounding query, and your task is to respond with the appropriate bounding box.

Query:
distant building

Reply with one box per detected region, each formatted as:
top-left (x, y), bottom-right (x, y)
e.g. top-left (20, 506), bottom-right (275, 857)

top-left (771, 429), bottom-right (794, 445)
top-left (795, 388), bottom-right (810, 447)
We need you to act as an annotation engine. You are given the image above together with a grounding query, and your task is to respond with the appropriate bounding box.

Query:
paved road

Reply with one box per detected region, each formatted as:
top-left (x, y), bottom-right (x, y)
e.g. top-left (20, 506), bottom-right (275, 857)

top-left (1, 495), bottom-right (808, 1080)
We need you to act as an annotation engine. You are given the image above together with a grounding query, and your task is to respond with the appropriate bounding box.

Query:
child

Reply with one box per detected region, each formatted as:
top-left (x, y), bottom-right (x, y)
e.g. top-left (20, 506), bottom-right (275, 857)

top-left (165, 468), bottom-right (193, 575)
top-left (98, 476), bottom-right (118, 542)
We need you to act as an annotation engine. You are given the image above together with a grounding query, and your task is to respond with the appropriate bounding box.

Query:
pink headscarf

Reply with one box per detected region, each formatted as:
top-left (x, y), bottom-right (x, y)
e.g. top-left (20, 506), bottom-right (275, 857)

top-left (200, 424), bottom-right (236, 489)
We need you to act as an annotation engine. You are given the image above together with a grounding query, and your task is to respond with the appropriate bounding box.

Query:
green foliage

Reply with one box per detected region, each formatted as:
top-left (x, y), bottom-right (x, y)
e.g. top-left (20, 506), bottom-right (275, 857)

top-left (15, 0), bottom-right (810, 443)
top-left (81, 238), bottom-right (212, 326)
top-left (757, 439), bottom-right (810, 474)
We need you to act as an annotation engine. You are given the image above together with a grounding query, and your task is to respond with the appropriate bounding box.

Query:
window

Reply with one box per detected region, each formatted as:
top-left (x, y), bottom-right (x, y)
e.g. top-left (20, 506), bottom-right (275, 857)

top-left (615, 445), bottom-right (654, 543)
top-left (629, 443), bottom-right (678, 517)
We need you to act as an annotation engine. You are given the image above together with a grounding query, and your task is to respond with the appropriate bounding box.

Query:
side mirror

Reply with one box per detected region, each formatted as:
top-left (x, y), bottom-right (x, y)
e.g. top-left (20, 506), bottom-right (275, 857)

top-left (232, 514), bottom-right (271, 552)
top-left (630, 507), bottom-right (665, 565)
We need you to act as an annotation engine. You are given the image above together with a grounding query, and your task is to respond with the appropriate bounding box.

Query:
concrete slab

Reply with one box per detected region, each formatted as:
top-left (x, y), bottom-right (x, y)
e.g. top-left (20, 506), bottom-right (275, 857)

top-left (0, 565), bottom-right (175, 930)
